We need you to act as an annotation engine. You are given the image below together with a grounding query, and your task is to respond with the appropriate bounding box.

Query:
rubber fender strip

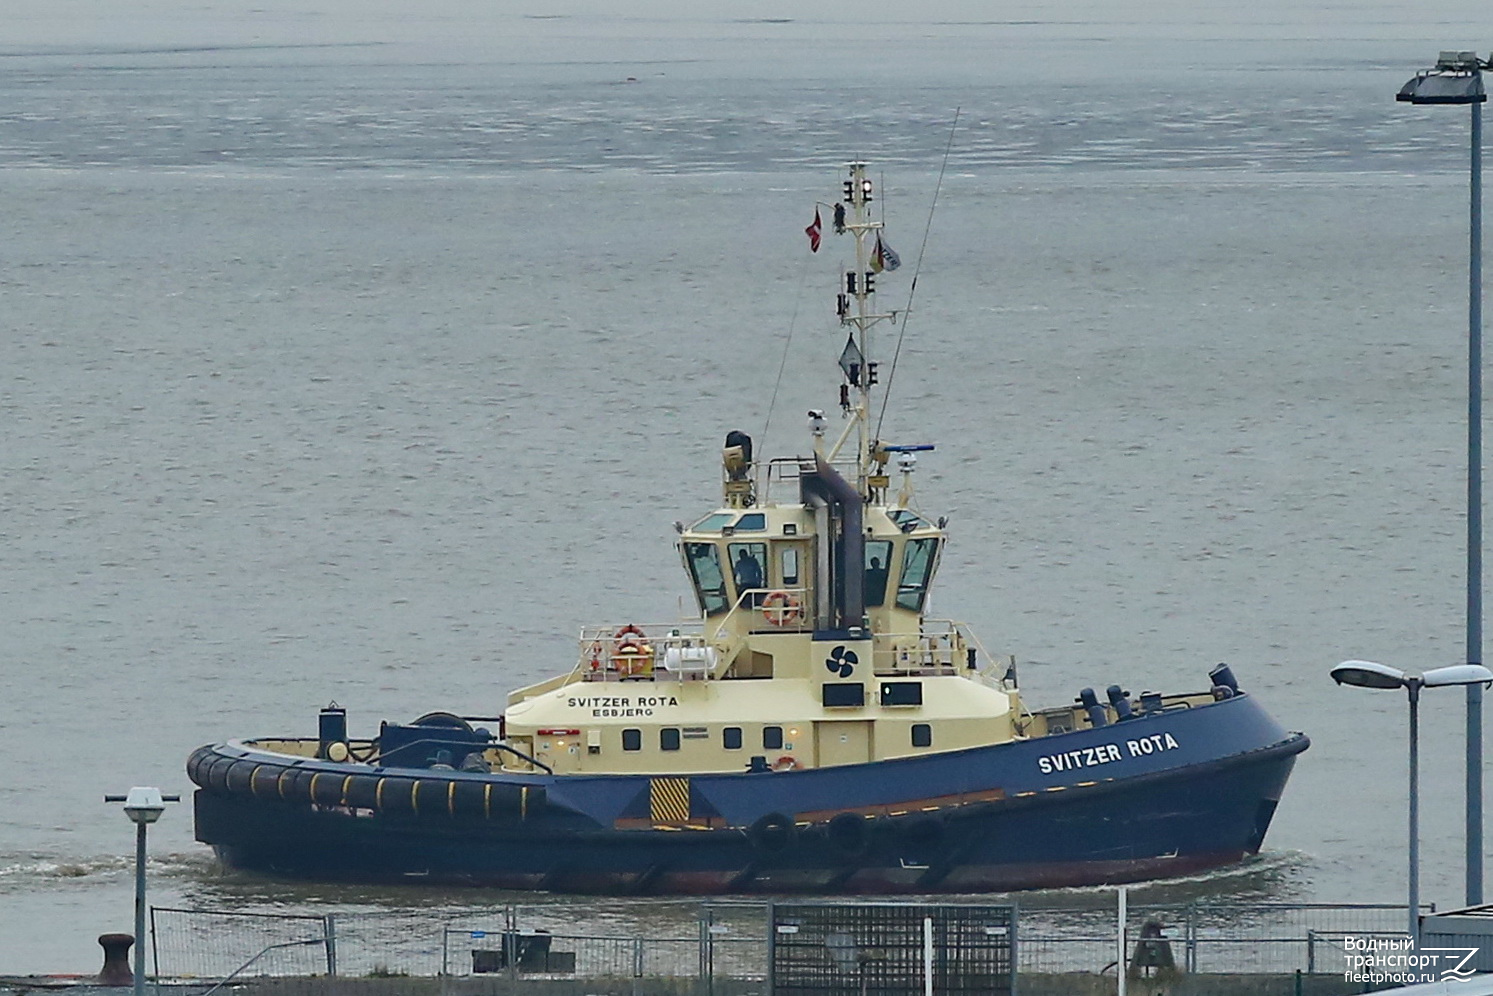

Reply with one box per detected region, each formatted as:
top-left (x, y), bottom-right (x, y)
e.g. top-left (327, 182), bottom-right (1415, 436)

top-left (411, 780), bottom-right (420, 816)
top-left (521, 786), bottom-right (528, 820)
top-left (202, 754), bottom-right (227, 793)
top-left (278, 769), bottom-right (291, 800)
top-left (376, 777), bottom-right (386, 810)
top-left (448, 781), bottom-right (456, 818)
top-left (309, 772), bottom-right (321, 804)
top-left (484, 783), bottom-right (492, 820)
top-left (249, 765), bottom-right (264, 798)
top-left (341, 775), bottom-right (353, 806)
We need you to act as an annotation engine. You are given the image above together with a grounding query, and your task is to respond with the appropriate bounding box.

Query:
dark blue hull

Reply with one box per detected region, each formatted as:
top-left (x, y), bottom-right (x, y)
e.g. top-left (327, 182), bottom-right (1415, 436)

top-left (189, 692), bottom-right (1307, 893)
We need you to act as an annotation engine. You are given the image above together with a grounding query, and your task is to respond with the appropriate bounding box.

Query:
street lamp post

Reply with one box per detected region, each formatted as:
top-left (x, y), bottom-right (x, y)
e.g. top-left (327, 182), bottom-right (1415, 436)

top-left (105, 787), bottom-right (180, 996)
top-left (1398, 50), bottom-right (1489, 908)
top-left (1331, 660), bottom-right (1493, 943)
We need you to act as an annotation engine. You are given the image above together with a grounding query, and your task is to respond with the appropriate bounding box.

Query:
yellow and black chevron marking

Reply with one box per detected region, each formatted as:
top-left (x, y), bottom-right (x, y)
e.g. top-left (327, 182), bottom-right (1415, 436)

top-left (649, 777), bottom-right (691, 823)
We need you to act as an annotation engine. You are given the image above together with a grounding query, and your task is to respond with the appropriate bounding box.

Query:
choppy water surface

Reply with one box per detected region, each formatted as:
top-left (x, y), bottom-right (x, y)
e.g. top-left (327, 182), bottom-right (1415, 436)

top-left (3, 2), bottom-right (1493, 973)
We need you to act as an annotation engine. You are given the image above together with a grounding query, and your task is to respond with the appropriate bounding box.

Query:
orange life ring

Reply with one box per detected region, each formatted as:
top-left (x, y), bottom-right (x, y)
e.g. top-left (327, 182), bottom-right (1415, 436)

top-left (614, 623), bottom-right (647, 643)
top-left (773, 755), bottom-right (801, 772)
top-left (611, 632), bottom-right (654, 678)
top-left (761, 591), bottom-right (802, 627)
top-left (613, 638), bottom-right (649, 657)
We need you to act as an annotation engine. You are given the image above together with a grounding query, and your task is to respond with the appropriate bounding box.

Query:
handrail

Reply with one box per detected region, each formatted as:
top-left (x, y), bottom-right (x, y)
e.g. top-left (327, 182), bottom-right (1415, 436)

top-left (758, 455), bottom-right (857, 503)
top-left (568, 588), bottom-right (812, 682)
top-left (375, 736), bottom-right (553, 776)
top-left (243, 735), bottom-right (554, 776)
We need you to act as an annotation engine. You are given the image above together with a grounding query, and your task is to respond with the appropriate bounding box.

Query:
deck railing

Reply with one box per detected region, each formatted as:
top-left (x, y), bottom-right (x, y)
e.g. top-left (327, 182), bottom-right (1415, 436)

top-left (569, 612), bottom-right (1014, 689)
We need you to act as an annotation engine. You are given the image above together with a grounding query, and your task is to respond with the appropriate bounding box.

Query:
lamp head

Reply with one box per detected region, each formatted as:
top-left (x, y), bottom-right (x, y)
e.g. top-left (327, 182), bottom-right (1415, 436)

top-left (122, 786), bottom-right (166, 825)
top-left (1398, 54), bottom-right (1487, 105)
top-left (1421, 663), bottom-right (1493, 688)
top-left (1331, 660), bottom-right (1409, 689)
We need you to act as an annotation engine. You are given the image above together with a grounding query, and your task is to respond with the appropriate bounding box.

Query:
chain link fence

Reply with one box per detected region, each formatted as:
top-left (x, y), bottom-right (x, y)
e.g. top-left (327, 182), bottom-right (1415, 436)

top-left (151, 899), bottom-right (1414, 988)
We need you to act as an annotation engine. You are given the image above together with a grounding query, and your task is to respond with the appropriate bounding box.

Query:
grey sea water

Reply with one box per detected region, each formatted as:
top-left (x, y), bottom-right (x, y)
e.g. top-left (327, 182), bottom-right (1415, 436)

top-left (4, 0), bottom-right (1493, 973)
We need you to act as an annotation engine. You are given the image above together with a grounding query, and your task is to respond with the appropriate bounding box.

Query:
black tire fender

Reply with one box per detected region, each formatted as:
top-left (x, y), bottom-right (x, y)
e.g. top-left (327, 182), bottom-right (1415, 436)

top-left (749, 812), bottom-right (796, 854)
top-left (826, 812), bottom-right (871, 855)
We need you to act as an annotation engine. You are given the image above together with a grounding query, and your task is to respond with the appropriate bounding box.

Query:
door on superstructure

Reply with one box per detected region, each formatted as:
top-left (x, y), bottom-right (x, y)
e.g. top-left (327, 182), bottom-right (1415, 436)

top-left (776, 541), bottom-right (809, 591)
top-left (769, 540), bottom-right (811, 628)
top-left (814, 720), bottom-right (873, 767)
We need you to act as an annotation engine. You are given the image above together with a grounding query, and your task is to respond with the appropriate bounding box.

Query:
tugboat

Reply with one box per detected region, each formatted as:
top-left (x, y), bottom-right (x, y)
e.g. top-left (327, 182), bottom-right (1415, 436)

top-left (187, 164), bottom-right (1309, 893)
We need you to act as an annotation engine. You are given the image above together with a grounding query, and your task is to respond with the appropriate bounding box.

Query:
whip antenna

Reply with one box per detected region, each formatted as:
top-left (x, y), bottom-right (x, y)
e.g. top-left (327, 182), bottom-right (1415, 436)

top-left (760, 222), bottom-right (818, 456)
top-left (875, 107), bottom-right (959, 440)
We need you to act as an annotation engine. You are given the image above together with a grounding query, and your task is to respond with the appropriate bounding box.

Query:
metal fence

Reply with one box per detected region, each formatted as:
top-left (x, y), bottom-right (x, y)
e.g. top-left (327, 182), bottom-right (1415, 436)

top-left (151, 899), bottom-right (1415, 987)
top-left (151, 908), bottom-right (333, 979)
top-left (769, 902), bottom-right (1015, 996)
top-left (1015, 902), bottom-right (1414, 976)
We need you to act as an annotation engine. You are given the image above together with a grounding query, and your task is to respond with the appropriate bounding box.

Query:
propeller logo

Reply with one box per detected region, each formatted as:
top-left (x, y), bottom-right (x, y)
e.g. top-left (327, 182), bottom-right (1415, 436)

top-left (826, 646), bottom-right (858, 678)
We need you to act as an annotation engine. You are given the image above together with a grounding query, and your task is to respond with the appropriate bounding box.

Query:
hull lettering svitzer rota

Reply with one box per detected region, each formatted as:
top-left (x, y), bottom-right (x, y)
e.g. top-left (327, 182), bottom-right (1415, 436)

top-left (188, 164), bottom-right (1308, 893)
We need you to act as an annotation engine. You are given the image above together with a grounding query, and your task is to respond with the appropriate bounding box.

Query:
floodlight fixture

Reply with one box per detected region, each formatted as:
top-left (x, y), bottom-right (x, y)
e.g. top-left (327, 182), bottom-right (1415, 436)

top-left (1399, 54), bottom-right (1487, 105)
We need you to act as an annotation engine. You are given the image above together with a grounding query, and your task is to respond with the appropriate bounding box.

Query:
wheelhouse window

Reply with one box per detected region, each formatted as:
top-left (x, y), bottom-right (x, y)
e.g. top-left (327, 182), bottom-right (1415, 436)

top-left (865, 540), bottom-right (892, 607)
top-left (728, 542), bottom-right (768, 604)
top-left (733, 513), bottom-right (766, 532)
top-left (691, 512), bottom-right (734, 533)
top-left (622, 729), bottom-right (642, 751)
top-left (763, 726), bottom-right (784, 750)
top-left (683, 542), bottom-right (729, 615)
top-left (912, 723), bottom-right (932, 748)
top-left (660, 728), bottom-right (681, 751)
top-left (890, 509), bottom-right (925, 532)
top-left (896, 537), bottom-right (940, 612)
top-left (723, 727), bottom-right (743, 750)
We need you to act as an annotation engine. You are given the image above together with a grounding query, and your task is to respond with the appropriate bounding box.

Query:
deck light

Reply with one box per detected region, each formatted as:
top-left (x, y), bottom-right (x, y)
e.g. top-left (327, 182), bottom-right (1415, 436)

top-left (1331, 661), bottom-right (1493, 942)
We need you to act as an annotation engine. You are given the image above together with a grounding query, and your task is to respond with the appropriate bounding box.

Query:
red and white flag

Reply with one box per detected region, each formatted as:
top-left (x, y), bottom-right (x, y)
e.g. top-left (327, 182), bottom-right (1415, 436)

top-left (804, 208), bottom-right (822, 252)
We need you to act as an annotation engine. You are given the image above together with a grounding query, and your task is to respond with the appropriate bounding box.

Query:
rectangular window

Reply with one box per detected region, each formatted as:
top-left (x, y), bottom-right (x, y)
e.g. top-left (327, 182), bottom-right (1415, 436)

top-left (683, 542), bottom-right (729, 615)
top-left (896, 537), bottom-right (941, 612)
top-left (880, 681), bottom-right (923, 706)
top-left (723, 727), bottom-right (743, 750)
top-left (622, 729), bottom-right (642, 751)
top-left (763, 726), bottom-right (784, 750)
top-left (823, 683), bottom-right (866, 708)
top-left (728, 542), bottom-right (768, 604)
top-left (780, 546), bottom-right (800, 587)
top-left (660, 728), bottom-right (681, 751)
top-left (912, 723), bottom-right (932, 748)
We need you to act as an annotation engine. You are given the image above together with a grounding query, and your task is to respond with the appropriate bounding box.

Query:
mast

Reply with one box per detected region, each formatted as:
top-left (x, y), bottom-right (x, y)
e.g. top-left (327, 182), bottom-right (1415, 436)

top-left (828, 163), bottom-right (897, 496)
